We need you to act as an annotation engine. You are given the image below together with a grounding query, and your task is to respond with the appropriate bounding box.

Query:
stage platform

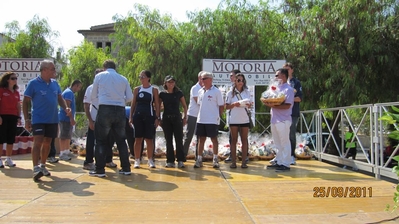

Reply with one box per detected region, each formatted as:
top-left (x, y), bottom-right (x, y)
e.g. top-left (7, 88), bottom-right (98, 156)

top-left (0, 154), bottom-right (398, 223)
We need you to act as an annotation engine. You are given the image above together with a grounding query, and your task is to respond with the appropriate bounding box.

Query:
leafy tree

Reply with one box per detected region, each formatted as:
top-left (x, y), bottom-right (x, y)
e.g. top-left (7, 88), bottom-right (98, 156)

top-left (60, 41), bottom-right (111, 112)
top-left (112, 0), bottom-right (286, 132)
top-left (282, 0), bottom-right (399, 109)
top-left (0, 15), bottom-right (58, 58)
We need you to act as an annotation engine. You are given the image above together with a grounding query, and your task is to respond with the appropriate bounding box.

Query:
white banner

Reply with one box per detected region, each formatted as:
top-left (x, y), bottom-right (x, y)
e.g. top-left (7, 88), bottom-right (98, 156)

top-left (202, 59), bottom-right (286, 86)
top-left (0, 58), bottom-right (49, 127)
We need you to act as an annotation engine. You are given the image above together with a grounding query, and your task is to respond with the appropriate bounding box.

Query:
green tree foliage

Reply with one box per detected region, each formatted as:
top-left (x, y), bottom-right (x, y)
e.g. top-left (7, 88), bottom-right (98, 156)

top-left (0, 15), bottom-right (58, 58)
top-left (60, 41), bottom-right (111, 112)
top-left (282, 0), bottom-right (399, 109)
top-left (112, 0), bottom-right (286, 131)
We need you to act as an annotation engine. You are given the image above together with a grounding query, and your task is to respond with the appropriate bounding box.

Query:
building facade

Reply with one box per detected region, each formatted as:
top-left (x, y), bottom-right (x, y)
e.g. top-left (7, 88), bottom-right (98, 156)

top-left (77, 23), bottom-right (117, 56)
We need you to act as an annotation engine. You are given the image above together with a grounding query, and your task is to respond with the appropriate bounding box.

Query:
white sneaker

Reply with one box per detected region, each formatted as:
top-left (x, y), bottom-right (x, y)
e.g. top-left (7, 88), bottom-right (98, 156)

top-left (165, 162), bottom-right (175, 168)
top-left (212, 157), bottom-right (219, 168)
top-left (40, 164), bottom-right (51, 176)
top-left (194, 159), bottom-right (203, 168)
top-left (0, 158), bottom-right (4, 168)
top-left (5, 157), bottom-right (16, 167)
top-left (177, 161), bottom-right (185, 168)
top-left (148, 159), bottom-right (156, 168)
top-left (59, 154), bottom-right (71, 161)
top-left (134, 159), bottom-right (140, 169)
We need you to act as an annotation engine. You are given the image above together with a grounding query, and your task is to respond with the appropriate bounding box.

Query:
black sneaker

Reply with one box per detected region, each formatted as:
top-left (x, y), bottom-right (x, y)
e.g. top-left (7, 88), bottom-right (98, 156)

top-left (275, 165), bottom-right (290, 172)
top-left (267, 164), bottom-right (281, 169)
top-left (89, 171), bottom-right (106, 177)
top-left (224, 156), bottom-right (232, 163)
top-left (118, 169), bottom-right (131, 175)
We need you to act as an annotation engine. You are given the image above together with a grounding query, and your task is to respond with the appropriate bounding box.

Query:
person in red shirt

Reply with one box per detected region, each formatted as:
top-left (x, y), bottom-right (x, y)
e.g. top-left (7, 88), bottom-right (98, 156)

top-left (0, 72), bottom-right (21, 168)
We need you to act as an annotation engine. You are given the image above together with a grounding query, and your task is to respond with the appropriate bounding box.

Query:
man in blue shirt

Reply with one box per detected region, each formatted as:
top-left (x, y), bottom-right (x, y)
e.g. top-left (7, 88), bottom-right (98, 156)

top-left (22, 60), bottom-right (70, 181)
top-left (90, 60), bottom-right (133, 177)
top-left (58, 80), bottom-right (82, 161)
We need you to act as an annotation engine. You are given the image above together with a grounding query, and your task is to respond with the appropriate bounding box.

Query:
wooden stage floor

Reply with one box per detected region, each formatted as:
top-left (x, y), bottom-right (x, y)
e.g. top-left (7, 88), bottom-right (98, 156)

top-left (0, 154), bottom-right (398, 224)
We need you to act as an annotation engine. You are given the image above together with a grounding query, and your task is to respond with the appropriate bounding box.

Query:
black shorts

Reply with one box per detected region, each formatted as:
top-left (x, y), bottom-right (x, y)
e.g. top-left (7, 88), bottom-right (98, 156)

top-left (0, 115), bottom-right (18, 144)
top-left (32, 123), bottom-right (58, 138)
top-left (59, 121), bottom-right (73, 139)
top-left (133, 113), bottom-right (156, 139)
top-left (195, 123), bottom-right (219, 138)
top-left (229, 123), bottom-right (250, 128)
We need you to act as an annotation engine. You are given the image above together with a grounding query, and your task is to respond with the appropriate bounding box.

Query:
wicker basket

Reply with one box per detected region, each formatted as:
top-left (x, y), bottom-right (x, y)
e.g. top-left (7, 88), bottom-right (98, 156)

top-left (260, 97), bottom-right (285, 105)
top-left (258, 155), bottom-right (275, 160)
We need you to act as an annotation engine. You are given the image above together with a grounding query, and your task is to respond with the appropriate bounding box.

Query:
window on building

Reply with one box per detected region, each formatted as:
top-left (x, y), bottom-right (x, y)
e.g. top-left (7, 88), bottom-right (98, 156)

top-left (96, 42), bottom-right (103, 48)
top-left (105, 42), bottom-right (112, 53)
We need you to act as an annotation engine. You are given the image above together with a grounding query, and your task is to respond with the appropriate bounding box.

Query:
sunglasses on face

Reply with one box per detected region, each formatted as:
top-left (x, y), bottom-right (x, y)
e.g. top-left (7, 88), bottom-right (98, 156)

top-left (201, 77), bottom-right (209, 81)
top-left (139, 75), bottom-right (147, 79)
top-left (10, 77), bottom-right (18, 80)
top-left (236, 79), bottom-right (243, 83)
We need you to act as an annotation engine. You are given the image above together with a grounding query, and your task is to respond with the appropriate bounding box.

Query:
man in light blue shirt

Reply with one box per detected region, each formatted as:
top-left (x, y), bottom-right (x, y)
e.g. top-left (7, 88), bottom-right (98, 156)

top-left (263, 68), bottom-right (294, 172)
top-left (89, 60), bottom-right (133, 177)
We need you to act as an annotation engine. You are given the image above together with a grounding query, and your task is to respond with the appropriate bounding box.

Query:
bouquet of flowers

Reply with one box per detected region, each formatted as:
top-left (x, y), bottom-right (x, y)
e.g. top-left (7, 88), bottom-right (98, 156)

top-left (260, 80), bottom-right (285, 105)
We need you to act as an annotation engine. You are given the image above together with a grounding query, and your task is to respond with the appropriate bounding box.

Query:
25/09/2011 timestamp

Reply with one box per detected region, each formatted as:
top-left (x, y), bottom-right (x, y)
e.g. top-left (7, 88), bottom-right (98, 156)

top-left (313, 187), bottom-right (373, 198)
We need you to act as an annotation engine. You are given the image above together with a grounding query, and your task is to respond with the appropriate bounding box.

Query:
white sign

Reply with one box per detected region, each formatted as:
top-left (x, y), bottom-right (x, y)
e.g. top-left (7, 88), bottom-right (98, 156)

top-left (0, 58), bottom-right (49, 99)
top-left (202, 59), bottom-right (286, 86)
top-left (0, 58), bottom-right (50, 126)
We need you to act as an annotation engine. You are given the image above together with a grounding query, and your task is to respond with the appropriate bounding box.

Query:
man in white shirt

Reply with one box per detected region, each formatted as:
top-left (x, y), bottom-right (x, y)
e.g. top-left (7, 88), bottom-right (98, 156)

top-left (83, 68), bottom-right (115, 170)
top-left (194, 72), bottom-right (224, 168)
top-left (89, 60), bottom-right (133, 177)
top-left (182, 71), bottom-right (204, 160)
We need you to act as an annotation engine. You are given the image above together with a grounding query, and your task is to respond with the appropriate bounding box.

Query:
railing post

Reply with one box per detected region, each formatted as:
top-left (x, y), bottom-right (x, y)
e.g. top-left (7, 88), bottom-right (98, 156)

top-left (372, 105), bottom-right (380, 179)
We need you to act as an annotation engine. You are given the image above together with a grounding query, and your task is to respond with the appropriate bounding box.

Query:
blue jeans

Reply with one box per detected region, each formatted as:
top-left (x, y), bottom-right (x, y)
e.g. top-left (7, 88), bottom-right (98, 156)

top-left (95, 105), bottom-right (130, 173)
top-left (85, 126), bottom-right (114, 165)
top-left (162, 115), bottom-right (185, 163)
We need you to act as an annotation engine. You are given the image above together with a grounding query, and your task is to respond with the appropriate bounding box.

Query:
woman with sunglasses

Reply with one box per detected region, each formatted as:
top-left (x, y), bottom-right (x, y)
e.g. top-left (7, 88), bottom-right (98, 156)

top-left (129, 70), bottom-right (160, 168)
top-left (159, 75), bottom-right (188, 168)
top-left (224, 73), bottom-right (251, 168)
top-left (0, 72), bottom-right (21, 168)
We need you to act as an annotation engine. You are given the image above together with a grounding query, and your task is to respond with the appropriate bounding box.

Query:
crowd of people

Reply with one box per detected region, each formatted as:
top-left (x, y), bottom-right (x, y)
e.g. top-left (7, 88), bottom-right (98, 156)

top-left (0, 59), bottom-right (303, 181)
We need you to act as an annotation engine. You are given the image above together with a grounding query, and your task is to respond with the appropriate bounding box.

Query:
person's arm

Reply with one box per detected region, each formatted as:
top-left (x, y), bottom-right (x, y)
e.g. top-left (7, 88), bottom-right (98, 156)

top-left (294, 79), bottom-right (303, 103)
top-left (153, 87), bottom-right (161, 121)
top-left (22, 97), bottom-right (32, 131)
top-left (17, 96), bottom-right (22, 125)
top-left (129, 87), bottom-right (138, 124)
top-left (64, 99), bottom-right (75, 125)
top-left (180, 95), bottom-right (188, 126)
top-left (58, 94), bottom-right (70, 115)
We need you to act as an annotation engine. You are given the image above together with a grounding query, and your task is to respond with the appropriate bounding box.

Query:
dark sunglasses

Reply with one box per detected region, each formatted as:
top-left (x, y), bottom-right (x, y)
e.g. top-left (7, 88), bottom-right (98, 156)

top-left (201, 77), bottom-right (209, 81)
top-left (139, 75), bottom-right (147, 79)
top-left (10, 77), bottom-right (18, 80)
top-left (236, 79), bottom-right (243, 83)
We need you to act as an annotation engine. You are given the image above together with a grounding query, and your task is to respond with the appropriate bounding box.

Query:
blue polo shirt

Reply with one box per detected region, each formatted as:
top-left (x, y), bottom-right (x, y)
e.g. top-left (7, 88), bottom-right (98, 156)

top-left (24, 76), bottom-right (62, 124)
top-left (59, 87), bottom-right (75, 122)
top-left (125, 106), bottom-right (131, 119)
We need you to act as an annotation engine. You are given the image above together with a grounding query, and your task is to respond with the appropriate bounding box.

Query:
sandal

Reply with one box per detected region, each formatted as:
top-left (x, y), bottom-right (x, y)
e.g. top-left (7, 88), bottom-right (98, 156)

top-left (230, 163), bottom-right (237, 168)
top-left (241, 164), bottom-right (248, 168)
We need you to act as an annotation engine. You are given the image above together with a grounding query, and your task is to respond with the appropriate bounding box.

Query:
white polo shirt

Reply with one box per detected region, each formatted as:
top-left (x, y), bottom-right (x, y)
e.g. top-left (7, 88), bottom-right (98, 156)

top-left (187, 82), bottom-right (202, 117)
top-left (225, 89), bottom-right (251, 124)
top-left (197, 85), bottom-right (224, 125)
top-left (83, 84), bottom-right (98, 120)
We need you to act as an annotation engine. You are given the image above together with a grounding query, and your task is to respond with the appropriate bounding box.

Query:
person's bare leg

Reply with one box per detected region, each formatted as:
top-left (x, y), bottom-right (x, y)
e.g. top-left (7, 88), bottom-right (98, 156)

top-left (40, 137), bottom-right (52, 164)
top-left (5, 144), bottom-right (13, 157)
top-left (230, 126), bottom-right (238, 166)
top-left (32, 135), bottom-right (44, 166)
top-left (197, 136), bottom-right (206, 159)
top-left (134, 138), bottom-right (143, 160)
top-left (145, 138), bottom-right (154, 160)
